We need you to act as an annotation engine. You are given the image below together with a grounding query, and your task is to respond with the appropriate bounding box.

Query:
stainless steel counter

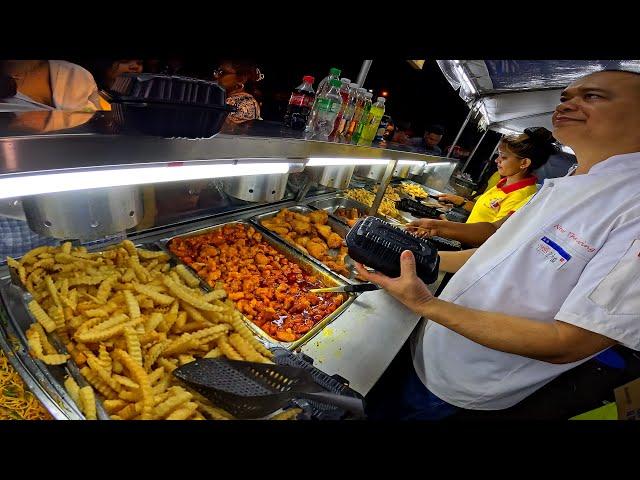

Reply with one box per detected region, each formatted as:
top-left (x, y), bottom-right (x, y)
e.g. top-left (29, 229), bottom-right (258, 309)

top-left (0, 193), bottom-right (423, 417)
top-left (0, 113), bottom-right (449, 176)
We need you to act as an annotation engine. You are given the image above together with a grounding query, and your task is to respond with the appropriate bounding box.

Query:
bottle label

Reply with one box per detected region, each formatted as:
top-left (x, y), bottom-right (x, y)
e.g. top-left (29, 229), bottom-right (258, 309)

top-left (317, 98), bottom-right (341, 113)
top-left (289, 92), bottom-right (313, 107)
top-left (289, 92), bottom-right (305, 106)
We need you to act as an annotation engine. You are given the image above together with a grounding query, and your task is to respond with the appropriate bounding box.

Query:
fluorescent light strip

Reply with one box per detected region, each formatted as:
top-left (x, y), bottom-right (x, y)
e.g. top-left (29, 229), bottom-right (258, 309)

top-left (0, 162), bottom-right (290, 199)
top-left (397, 160), bottom-right (424, 166)
top-left (307, 158), bottom-right (390, 166)
top-left (425, 162), bottom-right (454, 167)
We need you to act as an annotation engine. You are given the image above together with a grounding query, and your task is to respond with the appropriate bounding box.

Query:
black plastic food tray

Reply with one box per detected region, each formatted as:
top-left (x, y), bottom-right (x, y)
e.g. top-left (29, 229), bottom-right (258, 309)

top-left (107, 73), bottom-right (235, 138)
top-left (396, 198), bottom-right (443, 219)
top-left (345, 216), bottom-right (439, 284)
top-left (271, 347), bottom-right (364, 420)
top-left (425, 236), bottom-right (462, 251)
top-left (109, 73), bottom-right (226, 106)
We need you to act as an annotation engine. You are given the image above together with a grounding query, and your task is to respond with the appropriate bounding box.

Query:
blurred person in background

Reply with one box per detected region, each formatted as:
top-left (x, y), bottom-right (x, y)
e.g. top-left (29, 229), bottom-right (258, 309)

top-left (0, 60), bottom-right (101, 112)
top-left (86, 59), bottom-right (144, 110)
top-left (213, 60), bottom-right (264, 124)
top-left (396, 123), bottom-right (445, 155)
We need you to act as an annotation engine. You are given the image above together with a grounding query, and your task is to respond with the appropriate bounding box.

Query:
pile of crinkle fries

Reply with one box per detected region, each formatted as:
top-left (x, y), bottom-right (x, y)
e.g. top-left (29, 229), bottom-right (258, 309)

top-left (6, 240), bottom-right (300, 420)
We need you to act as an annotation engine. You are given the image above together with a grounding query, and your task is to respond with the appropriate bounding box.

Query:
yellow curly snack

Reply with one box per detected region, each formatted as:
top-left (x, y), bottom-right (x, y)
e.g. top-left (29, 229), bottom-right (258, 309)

top-left (27, 300), bottom-right (57, 333)
top-left (229, 333), bottom-right (271, 363)
top-left (64, 376), bottom-right (81, 406)
top-left (123, 326), bottom-right (143, 367)
top-left (79, 386), bottom-right (97, 420)
top-left (175, 264), bottom-right (201, 287)
top-left (133, 283), bottom-right (175, 306)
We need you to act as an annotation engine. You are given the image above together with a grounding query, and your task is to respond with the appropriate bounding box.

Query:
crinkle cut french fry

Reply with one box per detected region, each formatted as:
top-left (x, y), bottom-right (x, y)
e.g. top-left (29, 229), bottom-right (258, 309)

top-left (28, 299), bottom-right (57, 333)
top-left (202, 289), bottom-right (227, 302)
top-left (133, 283), bottom-right (174, 305)
top-left (217, 336), bottom-right (243, 361)
top-left (26, 327), bottom-right (44, 358)
top-left (227, 313), bottom-right (273, 358)
top-left (7, 257), bottom-right (27, 285)
top-left (162, 277), bottom-right (222, 312)
top-left (80, 367), bottom-right (119, 400)
top-left (112, 349), bottom-right (153, 420)
top-left (123, 290), bottom-right (141, 320)
top-left (137, 248), bottom-right (169, 260)
top-left (166, 402), bottom-right (198, 420)
top-left (175, 264), bottom-right (201, 288)
top-left (103, 399), bottom-right (128, 414)
top-left (123, 326), bottom-right (143, 367)
top-left (153, 388), bottom-right (192, 419)
top-left (79, 386), bottom-right (97, 420)
top-left (41, 353), bottom-right (70, 365)
top-left (229, 333), bottom-right (271, 363)
top-left (61, 241), bottom-right (72, 255)
top-left (64, 376), bottom-right (81, 407)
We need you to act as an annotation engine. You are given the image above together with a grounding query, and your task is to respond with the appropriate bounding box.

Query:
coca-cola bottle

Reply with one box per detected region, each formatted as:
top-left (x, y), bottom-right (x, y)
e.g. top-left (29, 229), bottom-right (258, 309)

top-left (283, 75), bottom-right (316, 130)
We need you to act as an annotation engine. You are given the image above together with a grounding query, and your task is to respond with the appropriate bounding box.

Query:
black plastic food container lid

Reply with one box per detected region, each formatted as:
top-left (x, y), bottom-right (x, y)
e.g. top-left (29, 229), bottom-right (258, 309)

top-left (345, 216), bottom-right (440, 284)
top-left (105, 73), bottom-right (236, 139)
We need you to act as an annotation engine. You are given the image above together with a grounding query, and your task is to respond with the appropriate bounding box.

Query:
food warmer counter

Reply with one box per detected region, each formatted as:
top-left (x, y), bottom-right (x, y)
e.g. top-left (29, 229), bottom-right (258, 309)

top-left (0, 111), bottom-right (458, 419)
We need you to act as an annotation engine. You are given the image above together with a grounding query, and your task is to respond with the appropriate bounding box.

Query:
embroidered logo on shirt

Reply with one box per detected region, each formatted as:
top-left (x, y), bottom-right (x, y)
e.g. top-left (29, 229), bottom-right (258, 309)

top-left (535, 236), bottom-right (572, 269)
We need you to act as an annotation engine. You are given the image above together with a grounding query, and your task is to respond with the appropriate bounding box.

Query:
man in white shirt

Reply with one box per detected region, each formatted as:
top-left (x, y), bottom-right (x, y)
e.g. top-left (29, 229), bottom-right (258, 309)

top-left (357, 70), bottom-right (640, 419)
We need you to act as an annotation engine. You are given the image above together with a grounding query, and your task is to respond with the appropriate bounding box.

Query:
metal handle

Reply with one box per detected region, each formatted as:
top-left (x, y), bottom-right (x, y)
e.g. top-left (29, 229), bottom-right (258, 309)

top-left (300, 391), bottom-right (366, 418)
top-left (349, 283), bottom-right (379, 293)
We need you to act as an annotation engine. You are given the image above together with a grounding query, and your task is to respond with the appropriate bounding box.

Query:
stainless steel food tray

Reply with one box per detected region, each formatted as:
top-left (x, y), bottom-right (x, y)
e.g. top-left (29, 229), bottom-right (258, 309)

top-left (0, 241), bottom-right (170, 420)
top-left (162, 220), bottom-right (355, 351)
top-left (249, 205), bottom-right (361, 284)
top-left (305, 195), bottom-right (399, 226)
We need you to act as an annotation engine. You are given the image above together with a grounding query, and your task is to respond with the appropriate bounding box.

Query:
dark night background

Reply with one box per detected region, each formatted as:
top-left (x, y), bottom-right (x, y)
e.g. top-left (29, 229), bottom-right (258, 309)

top-left (71, 56), bottom-right (503, 181)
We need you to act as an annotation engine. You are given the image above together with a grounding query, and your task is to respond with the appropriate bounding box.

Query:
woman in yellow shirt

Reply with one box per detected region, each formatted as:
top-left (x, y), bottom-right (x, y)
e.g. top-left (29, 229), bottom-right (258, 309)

top-left (441, 127), bottom-right (557, 224)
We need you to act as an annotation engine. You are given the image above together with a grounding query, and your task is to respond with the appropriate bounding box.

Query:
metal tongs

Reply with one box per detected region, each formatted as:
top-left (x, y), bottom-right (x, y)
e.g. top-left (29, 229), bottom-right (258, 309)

top-left (309, 283), bottom-right (380, 294)
top-left (173, 358), bottom-right (366, 419)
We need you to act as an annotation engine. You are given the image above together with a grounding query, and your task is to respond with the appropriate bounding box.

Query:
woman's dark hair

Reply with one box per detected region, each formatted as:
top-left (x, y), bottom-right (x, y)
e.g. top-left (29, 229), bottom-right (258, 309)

top-left (500, 126), bottom-right (558, 173)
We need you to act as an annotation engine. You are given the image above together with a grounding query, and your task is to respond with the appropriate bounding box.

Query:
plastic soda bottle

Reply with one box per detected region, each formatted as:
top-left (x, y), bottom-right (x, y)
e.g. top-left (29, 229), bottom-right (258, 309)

top-left (312, 78), bottom-right (344, 140)
top-left (357, 97), bottom-right (387, 145)
top-left (283, 75), bottom-right (315, 130)
top-left (351, 92), bottom-right (373, 144)
top-left (304, 67), bottom-right (341, 133)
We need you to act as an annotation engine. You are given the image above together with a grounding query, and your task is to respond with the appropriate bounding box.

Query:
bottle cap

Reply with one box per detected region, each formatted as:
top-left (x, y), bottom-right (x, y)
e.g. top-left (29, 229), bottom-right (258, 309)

top-left (377, 97), bottom-right (386, 103)
top-left (340, 78), bottom-right (351, 84)
top-left (303, 75), bottom-right (315, 83)
top-left (329, 79), bottom-right (342, 88)
top-left (349, 83), bottom-right (359, 88)
top-left (357, 87), bottom-right (366, 93)
top-left (364, 92), bottom-right (373, 98)
top-left (329, 67), bottom-right (342, 76)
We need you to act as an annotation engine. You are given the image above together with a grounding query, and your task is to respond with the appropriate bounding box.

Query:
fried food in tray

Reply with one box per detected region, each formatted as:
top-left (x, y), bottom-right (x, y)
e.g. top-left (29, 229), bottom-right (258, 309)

top-left (334, 207), bottom-right (364, 227)
top-left (7, 240), bottom-right (275, 420)
top-left (168, 223), bottom-right (346, 344)
top-left (344, 188), bottom-right (403, 221)
top-left (397, 182), bottom-right (429, 199)
top-left (259, 208), bottom-right (351, 278)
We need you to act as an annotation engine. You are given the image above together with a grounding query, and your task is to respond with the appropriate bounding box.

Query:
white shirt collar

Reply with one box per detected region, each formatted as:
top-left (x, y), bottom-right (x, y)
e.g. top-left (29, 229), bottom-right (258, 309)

top-left (588, 151), bottom-right (640, 175)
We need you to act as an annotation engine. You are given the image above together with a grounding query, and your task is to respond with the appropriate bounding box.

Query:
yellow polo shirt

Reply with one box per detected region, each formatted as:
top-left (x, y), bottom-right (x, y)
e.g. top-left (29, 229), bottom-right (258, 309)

top-left (485, 171), bottom-right (502, 191)
top-left (466, 176), bottom-right (538, 224)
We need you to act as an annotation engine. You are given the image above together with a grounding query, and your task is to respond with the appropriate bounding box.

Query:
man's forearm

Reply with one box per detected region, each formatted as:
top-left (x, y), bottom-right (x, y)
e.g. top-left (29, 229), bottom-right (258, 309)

top-left (418, 299), bottom-right (613, 363)
top-left (438, 249), bottom-right (477, 273)
top-left (437, 221), bottom-right (498, 247)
